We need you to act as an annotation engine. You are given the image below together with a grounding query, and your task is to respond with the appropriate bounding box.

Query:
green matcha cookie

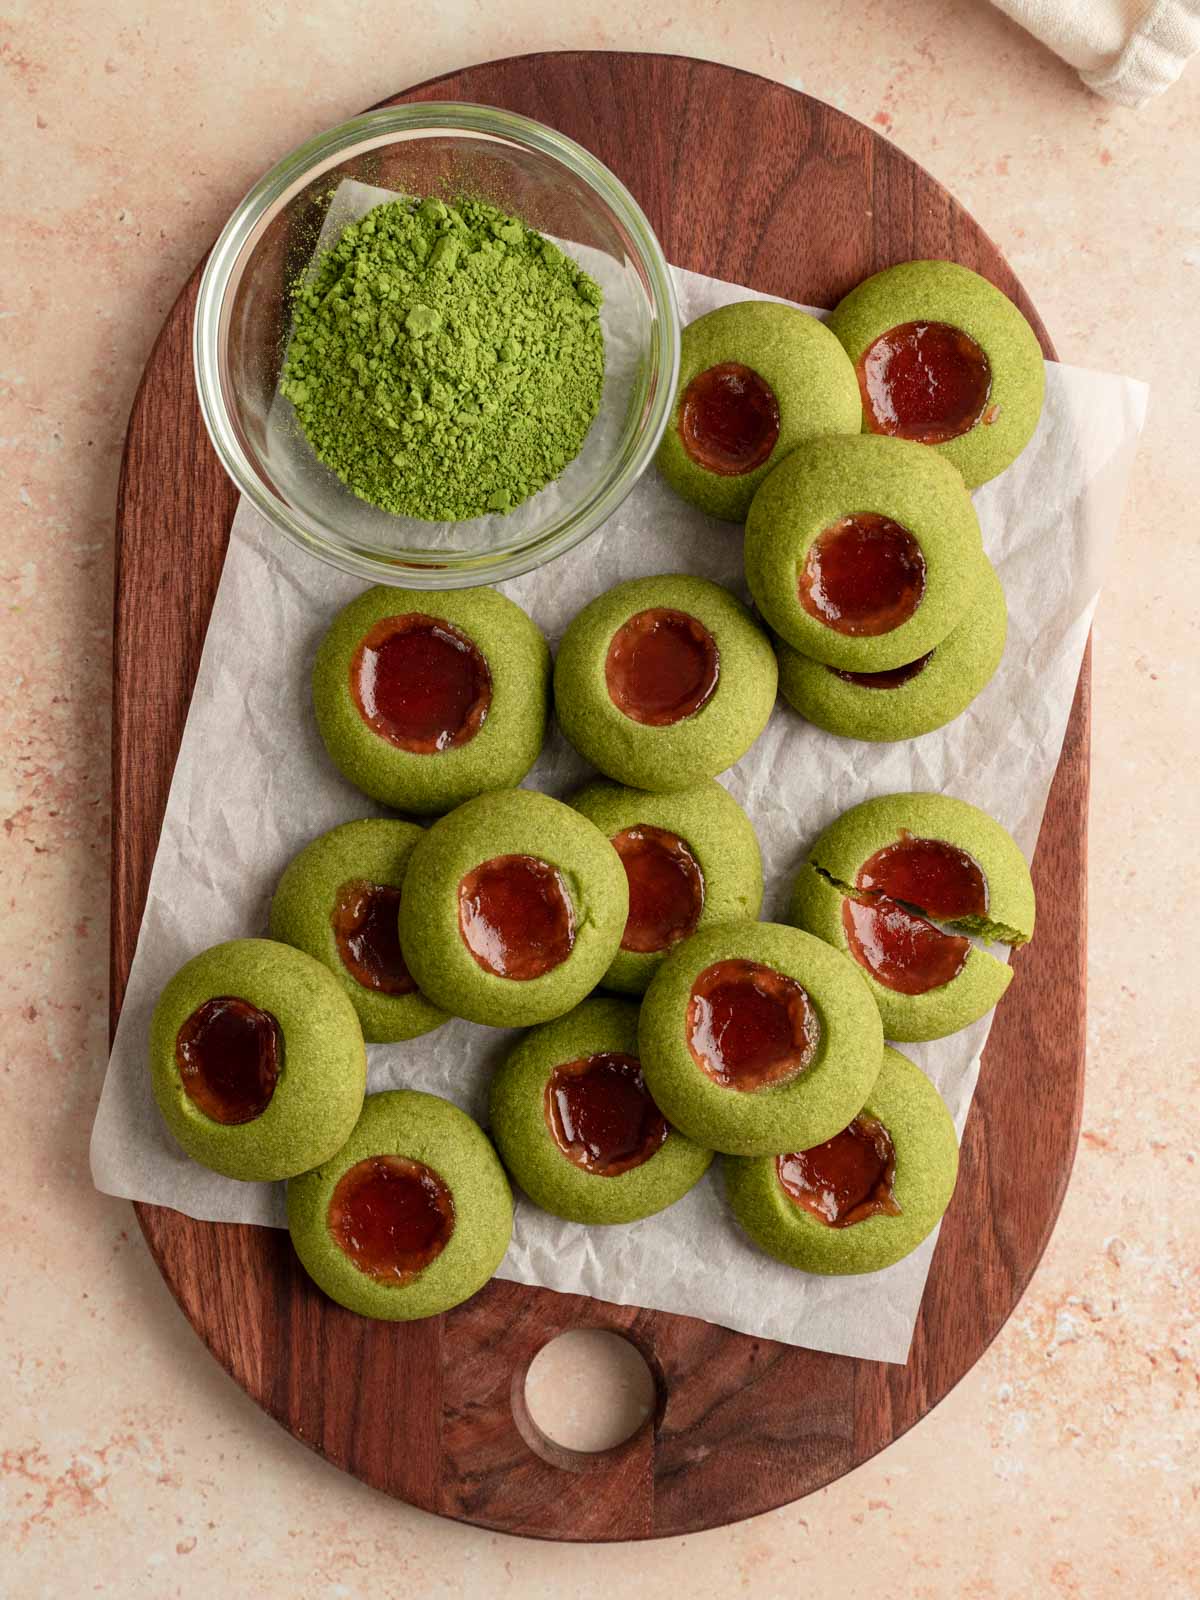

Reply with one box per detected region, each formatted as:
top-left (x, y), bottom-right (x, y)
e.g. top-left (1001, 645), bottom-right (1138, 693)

top-left (828, 259), bottom-right (1045, 488)
top-left (313, 585), bottom-right (549, 815)
top-left (777, 559), bottom-right (1007, 741)
top-left (287, 1090), bottom-right (512, 1321)
top-left (489, 998), bottom-right (713, 1224)
top-left (268, 819), bottom-right (449, 1044)
top-left (638, 921), bottom-right (883, 1157)
top-left (745, 434), bottom-right (986, 673)
top-left (569, 779), bottom-right (764, 994)
top-left (788, 792), bottom-right (1035, 1042)
top-left (554, 575), bottom-right (778, 792)
top-left (397, 788), bottom-right (628, 1028)
top-left (149, 938), bottom-right (366, 1182)
top-left (655, 301), bottom-right (862, 523)
top-left (725, 1046), bottom-right (959, 1274)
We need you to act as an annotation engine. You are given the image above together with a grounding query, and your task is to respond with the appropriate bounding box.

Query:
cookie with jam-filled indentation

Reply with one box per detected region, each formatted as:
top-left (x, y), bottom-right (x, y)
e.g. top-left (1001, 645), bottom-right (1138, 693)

top-left (148, 938), bottom-right (366, 1182)
top-left (787, 792), bottom-right (1035, 1042)
top-left (397, 788), bottom-right (628, 1029)
top-left (569, 779), bottom-right (764, 995)
top-left (269, 819), bottom-right (449, 1044)
top-left (489, 998), bottom-right (712, 1224)
top-left (745, 434), bottom-right (987, 673)
top-left (312, 584), bottom-right (549, 815)
top-left (776, 559), bottom-right (1007, 742)
top-left (554, 575), bottom-right (778, 792)
top-left (637, 921), bottom-right (882, 1157)
top-left (725, 1046), bottom-right (958, 1274)
top-left (827, 259), bottom-right (1045, 488)
top-left (287, 1090), bottom-right (512, 1321)
top-left (655, 301), bottom-right (862, 523)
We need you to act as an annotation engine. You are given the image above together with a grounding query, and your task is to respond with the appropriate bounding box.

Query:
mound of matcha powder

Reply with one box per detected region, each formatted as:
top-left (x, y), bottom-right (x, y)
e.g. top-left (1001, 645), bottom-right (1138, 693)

top-left (280, 196), bottom-right (606, 520)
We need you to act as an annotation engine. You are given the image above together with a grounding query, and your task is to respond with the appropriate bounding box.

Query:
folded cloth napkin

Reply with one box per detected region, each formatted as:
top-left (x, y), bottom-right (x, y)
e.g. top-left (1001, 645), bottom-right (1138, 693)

top-left (991, 0), bottom-right (1200, 103)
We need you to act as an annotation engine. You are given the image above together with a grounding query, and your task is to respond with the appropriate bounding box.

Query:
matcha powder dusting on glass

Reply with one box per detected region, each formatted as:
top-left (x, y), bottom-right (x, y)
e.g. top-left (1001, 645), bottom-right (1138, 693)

top-left (280, 196), bottom-right (606, 520)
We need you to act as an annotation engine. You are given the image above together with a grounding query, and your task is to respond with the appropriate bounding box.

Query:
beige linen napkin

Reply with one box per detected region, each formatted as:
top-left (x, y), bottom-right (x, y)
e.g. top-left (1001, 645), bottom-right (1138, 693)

top-left (992, 0), bottom-right (1200, 103)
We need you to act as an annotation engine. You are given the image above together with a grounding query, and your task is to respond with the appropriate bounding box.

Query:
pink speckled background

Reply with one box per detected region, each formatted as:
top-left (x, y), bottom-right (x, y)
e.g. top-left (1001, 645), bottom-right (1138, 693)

top-left (2, 2), bottom-right (1197, 1592)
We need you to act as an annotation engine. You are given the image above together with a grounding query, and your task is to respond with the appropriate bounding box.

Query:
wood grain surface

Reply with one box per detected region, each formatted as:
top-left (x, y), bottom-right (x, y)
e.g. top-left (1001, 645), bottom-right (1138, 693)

top-left (111, 52), bottom-right (1086, 1540)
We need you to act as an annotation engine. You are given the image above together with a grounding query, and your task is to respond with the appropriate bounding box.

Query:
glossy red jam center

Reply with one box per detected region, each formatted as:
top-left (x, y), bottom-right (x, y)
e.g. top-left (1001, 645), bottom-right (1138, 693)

top-left (175, 996), bottom-right (281, 1125)
top-left (327, 1155), bottom-right (455, 1284)
top-left (858, 320), bottom-right (994, 445)
top-left (545, 1052), bottom-right (669, 1177)
top-left (679, 362), bottom-right (782, 476)
top-left (605, 608), bottom-right (721, 726)
top-left (799, 513), bottom-right (927, 637)
top-left (350, 613), bottom-right (492, 753)
top-left (832, 650), bottom-right (935, 690)
top-left (613, 825), bottom-right (706, 954)
top-left (331, 879), bottom-right (416, 996)
top-left (843, 897), bottom-right (971, 995)
top-left (458, 854), bottom-right (575, 980)
top-left (777, 1114), bottom-right (902, 1228)
top-left (687, 959), bottom-right (820, 1091)
top-left (857, 834), bottom-right (988, 920)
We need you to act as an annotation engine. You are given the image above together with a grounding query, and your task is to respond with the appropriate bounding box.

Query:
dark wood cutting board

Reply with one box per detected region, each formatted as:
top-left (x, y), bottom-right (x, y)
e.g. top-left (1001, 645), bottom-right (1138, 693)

top-left (111, 51), bottom-right (1086, 1541)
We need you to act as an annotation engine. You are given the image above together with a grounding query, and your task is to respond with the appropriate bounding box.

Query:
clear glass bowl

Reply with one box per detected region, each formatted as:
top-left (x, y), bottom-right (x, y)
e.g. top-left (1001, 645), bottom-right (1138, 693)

top-left (193, 103), bottom-right (680, 587)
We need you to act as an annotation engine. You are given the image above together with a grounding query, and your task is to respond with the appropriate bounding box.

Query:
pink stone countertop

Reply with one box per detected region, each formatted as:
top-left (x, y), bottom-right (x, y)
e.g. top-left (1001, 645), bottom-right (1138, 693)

top-left (2, 3), bottom-right (1197, 1594)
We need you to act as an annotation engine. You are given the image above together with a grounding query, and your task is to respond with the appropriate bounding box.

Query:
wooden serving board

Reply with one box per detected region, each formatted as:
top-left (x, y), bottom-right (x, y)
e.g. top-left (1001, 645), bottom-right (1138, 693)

top-left (111, 52), bottom-right (1086, 1540)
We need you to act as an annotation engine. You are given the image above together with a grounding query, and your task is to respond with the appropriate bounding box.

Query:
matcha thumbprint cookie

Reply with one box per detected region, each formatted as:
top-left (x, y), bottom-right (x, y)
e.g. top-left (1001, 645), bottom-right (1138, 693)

top-left (554, 575), bottom-right (778, 792)
top-left (745, 434), bottom-right (987, 674)
top-left (725, 1046), bottom-right (959, 1274)
top-left (489, 999), bottom-right (713, 1225)
top-left (149, 938), bottom-right (366, 1182)
top-left (312, 584), bottom-right (549, 815)
top-left (569, 779), bottom-right (764, 994)
top-left (288, 1090), bottom-right (512, 1321)
top-left (777, 559), bottom-right (1007, 741)
top-left (827, 259), bottom-right (1046, 488)
top-left (655, 300), bottom-right (862, 523)
top-left (638, 921), bottom-right (883, 1157)
top-left (397, 788), bottom-right (628, 1028)
top-left (269, 819), bottom-right (449, 1044)
top-left (788, 792), bottom-right (1035, 1042)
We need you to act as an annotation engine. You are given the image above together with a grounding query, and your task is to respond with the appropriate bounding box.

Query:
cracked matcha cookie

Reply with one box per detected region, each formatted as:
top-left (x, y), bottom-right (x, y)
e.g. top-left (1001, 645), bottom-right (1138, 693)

top-left (269, 819), bottom-right (449, 1044)
top-left (149, 938), bottom-right (366, 1182)
top-left (725, 1045), bottom-right (959, 1274)
top-left (313, 584), bottom-right (549, 815)
top-left (776, 559), bottom-right (1007, 741)
top-left (744, 434), bottom-right (987, 673)
top-left (397, 788), bottom-right (628, 1028)
top-left (288, 1090), bottom-right (512, 1321)
top-left (827, 259), bottom-right (1046, 488)
top-left (655, 300), bottom-right (862, 523)
top-left (637, 920), bottom-right (883, 1157)
top-left (788, 792), bottom-right (1035, 1042)
top-left (553, 575), bottom-right (778, 791)
top-left (489, 998), bottom-right (713, 1224)
top-left (569, 778), bottom-right (764, 994)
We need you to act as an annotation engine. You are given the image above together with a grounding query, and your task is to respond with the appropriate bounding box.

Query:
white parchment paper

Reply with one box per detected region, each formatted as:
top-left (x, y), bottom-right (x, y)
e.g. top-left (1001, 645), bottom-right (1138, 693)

top-left (91, 258), bottom-right (1147, 1364)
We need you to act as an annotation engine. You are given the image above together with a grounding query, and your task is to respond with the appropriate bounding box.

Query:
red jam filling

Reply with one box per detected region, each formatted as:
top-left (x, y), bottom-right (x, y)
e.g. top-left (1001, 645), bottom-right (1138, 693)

top-left (350, 613), bottom-right (492, 753)
top-left (857, 834), bottom-right (988, 921)
top-left (832, 650), bottom-right (935, 690)
top-left (331, 880), bottom-right (416, 996)
top-left (458, 854), bottom-right (575, 980)
top-left (777, 1114), bottom-right (902, 1227)
top-left (605, 608), bottom-right (720, 726)
top-left (327, 1155), bottom-right (455, 1284)
top-left (545, 1052), bottom-right (669, 1177)
top-left (679, 362), bottom-right (781, 476)
top-left (799, 513), bottom-right (927, 637)
top-left (613, 825), bottom-right (706, 954)
top-left (687, 959), bottom-right (820, 1091)
top-left (858, 320), bottom-right (994, 445)
top-left (175, 996), bottom-right (281, 1125)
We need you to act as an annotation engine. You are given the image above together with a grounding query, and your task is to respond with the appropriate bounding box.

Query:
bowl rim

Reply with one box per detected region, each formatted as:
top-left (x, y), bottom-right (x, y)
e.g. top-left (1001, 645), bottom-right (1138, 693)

top-left (192, 101), bottom-right (681, 588)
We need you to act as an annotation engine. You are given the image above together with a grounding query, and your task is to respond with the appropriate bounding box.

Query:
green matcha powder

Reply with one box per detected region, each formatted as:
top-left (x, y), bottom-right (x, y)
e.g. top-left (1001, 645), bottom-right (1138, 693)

top-left (281, 196), bottom-right (606, 520)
